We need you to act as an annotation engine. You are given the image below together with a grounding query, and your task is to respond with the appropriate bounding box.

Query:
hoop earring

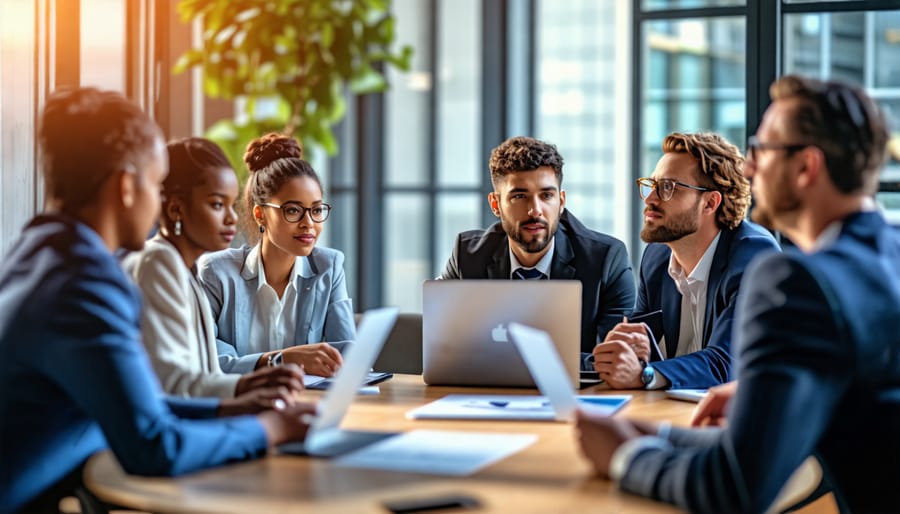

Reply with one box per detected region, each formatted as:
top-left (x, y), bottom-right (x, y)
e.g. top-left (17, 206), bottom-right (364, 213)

top-left (174, 220), bottom-right (182, 236)
top-left (259, 225), bottom-right (265, 234)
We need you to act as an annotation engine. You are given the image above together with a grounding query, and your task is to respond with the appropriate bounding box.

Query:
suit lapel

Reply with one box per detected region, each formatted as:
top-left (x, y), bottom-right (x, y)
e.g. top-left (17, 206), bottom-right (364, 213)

top-left (293, 256), bottom-right (317, 344)
top-left (189, 275), bottom-right (218, 372)
top-left (486, 239), bottom-right (511, 279)
top-left (661, 275), bottom-right (681, 358)
top-left (550, 228), bottom-right (576, 279)
top-left (702, 229), bottom-right (731, 345)
top-left (237, 245), bottom-right (259, 356)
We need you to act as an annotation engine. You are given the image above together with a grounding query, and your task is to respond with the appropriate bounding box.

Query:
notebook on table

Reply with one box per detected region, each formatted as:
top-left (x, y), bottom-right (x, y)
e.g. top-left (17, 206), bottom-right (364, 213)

top-left (422, 279), bottom-right (582, 388)
top-left (408, 322), bottom-right (630, 422)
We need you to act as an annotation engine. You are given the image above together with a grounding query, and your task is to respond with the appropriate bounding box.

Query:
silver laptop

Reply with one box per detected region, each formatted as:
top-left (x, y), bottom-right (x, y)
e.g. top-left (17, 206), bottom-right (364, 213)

top-left (279, 307), bottom-right (399, 457)
top-left (422, 280), bottom-right (581, 387)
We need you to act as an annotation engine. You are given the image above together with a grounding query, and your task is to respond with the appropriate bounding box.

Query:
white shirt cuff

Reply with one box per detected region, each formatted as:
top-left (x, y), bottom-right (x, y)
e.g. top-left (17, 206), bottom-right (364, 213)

top-left (609, 435), bottom-right (672, 482)
top-left (646, 369), bottom-right (670, 390)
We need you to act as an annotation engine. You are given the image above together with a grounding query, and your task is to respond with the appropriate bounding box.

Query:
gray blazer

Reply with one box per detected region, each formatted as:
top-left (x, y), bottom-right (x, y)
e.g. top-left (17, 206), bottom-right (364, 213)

top-left (123, 235), bottom-right (240, 398)
top-left (197, 244), bottom-right (356, 373)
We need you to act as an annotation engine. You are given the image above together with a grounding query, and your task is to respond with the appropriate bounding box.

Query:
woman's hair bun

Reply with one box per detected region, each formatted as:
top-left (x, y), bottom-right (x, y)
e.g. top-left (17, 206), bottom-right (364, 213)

top-left (243, 133), bottom-right (303, 172)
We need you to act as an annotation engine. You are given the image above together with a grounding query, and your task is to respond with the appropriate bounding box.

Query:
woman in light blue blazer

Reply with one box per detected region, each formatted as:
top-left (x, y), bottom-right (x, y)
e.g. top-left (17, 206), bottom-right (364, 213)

top-left (125, 137), bottom-right (305, 408)
top-left (198, 133), bottom-right (355, 377)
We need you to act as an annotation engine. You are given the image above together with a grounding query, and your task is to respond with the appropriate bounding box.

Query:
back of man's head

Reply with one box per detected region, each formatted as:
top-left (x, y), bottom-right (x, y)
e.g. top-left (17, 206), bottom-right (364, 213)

top-left (38, 87), bottom-right (161, 212)
top-left (770, 75), bottom-right (888, 196)
top-left (662, 132), bottom-right (750, 230)
top-left (489, 136), bottom-right (564, 188)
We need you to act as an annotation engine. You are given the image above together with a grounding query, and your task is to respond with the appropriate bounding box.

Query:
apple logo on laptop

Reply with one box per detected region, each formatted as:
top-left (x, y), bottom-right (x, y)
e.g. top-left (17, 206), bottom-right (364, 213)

top-left (491, 323), bottom-right (508, 343)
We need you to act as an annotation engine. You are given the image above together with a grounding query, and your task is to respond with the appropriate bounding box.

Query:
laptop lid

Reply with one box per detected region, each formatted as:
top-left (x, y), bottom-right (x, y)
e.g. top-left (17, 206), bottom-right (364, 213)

top-left (507, 323), bottom-right (578, 421)
top-left (422, 280), bottom-right (581, 387)
top-left (306, 307), bottom-right (399, 449)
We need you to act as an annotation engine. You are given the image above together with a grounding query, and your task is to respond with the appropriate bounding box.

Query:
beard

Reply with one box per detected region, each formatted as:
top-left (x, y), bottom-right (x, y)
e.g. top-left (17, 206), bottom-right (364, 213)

top-left (640, 205), bottom-right (700, 243)
top-left (750, 182), bottom-right (802, 231)
top-left (502, 215), bottom-right (559, 254)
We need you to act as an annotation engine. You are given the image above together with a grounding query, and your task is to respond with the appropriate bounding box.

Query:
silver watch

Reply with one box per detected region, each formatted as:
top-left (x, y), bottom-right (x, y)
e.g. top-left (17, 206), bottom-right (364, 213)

top-left (267, 351), bottom-right (284, 367)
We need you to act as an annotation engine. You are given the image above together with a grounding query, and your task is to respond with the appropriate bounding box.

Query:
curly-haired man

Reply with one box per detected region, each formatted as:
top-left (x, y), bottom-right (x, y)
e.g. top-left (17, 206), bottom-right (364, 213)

top-left (593, 132), bottom-right (779, 390)
top-left (441, 136), bottom-right (636, 369)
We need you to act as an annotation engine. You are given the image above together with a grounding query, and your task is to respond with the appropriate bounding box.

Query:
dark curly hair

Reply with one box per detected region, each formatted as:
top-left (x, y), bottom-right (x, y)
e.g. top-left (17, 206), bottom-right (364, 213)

top-left (663, 132), bottom-right (750, 230)
top-left (161, 137), bottom-right (232, 225)
top-left (39, 87), bottom-right (161, 211)
top-left (242, 133), bottom-right (322, 240)
top-left (489, 136), bottom-right (564, 188)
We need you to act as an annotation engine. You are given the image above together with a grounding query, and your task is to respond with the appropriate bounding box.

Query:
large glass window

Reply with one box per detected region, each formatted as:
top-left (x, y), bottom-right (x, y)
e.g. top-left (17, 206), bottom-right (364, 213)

top-left (643, 17), bottom-right (747, 173)
top-left (380, 0), bottom-right (482, 311)
top-left (535, 1), bottom-right (631, 244)
top-left (0, 0), bottom-right (41, 256)
top-left (782, 8), bottom-right (900, 218)
top-left (644, 0), bottom-right (744, 9)
top-left (80, 0), bottom-right (126, 91)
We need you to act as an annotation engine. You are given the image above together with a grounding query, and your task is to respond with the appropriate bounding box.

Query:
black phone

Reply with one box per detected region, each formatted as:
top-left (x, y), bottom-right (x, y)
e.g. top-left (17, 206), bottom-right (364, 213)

top-left (382, 493), bottom-right (481, 513)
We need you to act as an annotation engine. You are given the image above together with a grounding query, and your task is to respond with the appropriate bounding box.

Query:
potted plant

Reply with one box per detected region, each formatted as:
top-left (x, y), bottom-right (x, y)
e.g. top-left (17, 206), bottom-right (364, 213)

top-left (174, 0), bottom-right (412, 177)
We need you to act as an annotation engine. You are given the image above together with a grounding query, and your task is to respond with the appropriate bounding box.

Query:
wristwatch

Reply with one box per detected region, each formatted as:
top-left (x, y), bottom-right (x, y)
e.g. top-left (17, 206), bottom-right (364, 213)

top-left (640, 360), bottom-right (656, 387)
top-left (267, 351), bottom-right (284, 367)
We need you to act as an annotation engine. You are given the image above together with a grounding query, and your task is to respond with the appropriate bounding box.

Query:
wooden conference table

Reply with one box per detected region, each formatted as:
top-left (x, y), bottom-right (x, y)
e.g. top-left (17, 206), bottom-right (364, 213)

top-left (83, 375), bottom-right (698, 513)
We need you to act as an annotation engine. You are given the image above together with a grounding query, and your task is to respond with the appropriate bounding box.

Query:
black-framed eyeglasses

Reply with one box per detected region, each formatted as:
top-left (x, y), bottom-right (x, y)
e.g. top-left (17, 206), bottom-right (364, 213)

top-left (746, 136), bottom-right (808, 162)
top-left (636, 177), bottom-right (713, 201)
top-left (259, 202), bottom-right (332, 223)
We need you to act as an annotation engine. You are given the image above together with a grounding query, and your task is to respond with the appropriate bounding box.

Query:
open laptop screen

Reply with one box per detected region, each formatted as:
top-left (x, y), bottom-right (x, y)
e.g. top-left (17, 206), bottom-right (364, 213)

top-left (422, 280), bottom-right (581, 387)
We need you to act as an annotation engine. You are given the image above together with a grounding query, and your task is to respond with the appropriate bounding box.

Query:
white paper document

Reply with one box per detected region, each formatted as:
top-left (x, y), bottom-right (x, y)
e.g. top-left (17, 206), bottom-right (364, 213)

top-left (406, 394), bottom-right (630, 421)
top-left (665, 388), bottom-right (708, 403)
top-left (334, 429), bottom-right (537, 476)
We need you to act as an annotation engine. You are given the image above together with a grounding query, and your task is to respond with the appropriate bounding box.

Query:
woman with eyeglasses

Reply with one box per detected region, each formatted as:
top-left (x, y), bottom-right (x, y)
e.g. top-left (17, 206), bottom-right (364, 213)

top-left (124, 137), bottom-right (305, 412)
top-left (198, 133), bottom-right (354, 377)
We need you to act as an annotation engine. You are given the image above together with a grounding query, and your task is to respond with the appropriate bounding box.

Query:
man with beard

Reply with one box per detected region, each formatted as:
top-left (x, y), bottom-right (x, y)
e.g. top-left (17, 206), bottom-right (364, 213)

top-left (440, 136), bottom-right (635, 368)
top-left (593, 132), bottom-right (778, 390)
top-left (576, 75), bottom-right (899, 513)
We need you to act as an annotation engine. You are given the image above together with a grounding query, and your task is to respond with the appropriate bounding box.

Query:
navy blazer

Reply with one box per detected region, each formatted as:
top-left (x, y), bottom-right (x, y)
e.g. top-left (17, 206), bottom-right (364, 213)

top-left (441, 210), bottom-right (636, 354)
top-left (634, 220), bottom-right (779, 388)
top-left (620, 211), bottom-right (900, 513)
top-left (0, 215), bottom-right (267, 513)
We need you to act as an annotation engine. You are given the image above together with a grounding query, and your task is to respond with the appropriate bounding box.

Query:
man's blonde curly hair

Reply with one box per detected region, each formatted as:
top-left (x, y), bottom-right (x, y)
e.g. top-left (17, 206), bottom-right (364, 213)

top-left (663, 132), bottom-right (750, 230)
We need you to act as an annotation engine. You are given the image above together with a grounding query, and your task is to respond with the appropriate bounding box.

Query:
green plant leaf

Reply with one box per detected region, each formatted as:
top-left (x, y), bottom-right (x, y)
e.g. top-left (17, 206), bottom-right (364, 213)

top-left (350, 66), bottom-right (388, 94)
top-left (172, 49), bottom-right (204, 74)
top-left (176, 0), bottom-right (414, 159)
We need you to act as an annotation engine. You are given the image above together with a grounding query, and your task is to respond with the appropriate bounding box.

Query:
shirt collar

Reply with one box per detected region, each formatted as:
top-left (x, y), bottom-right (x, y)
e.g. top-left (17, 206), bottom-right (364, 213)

top-left (244, 243), bottom-right (312, 289)
top-left (667, 230), bottom-right (721, 286)
top-left (509, 237), bottom-right (555, 279)
top-left (811, 198), bottom-right (878, 252)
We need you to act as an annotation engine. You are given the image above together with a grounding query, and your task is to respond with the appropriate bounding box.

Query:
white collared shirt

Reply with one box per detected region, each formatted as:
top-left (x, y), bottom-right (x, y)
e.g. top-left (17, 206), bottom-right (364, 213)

top-left (248, 248), bottom-right (300, 353)
top-left (664, 231), bottom-right (721, 358)
top-left (508, 237), bottom-right (555, 279)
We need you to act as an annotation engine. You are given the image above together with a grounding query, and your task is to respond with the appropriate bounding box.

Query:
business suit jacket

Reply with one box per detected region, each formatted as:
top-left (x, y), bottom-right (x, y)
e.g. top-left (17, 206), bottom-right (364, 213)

top-left (0, 215), bottom-right (267, 513)
top-left (634, 220), bottom-right (779, 388)
top-left (620, 211), bottom-right (900, 513)
top-left (124, 235), bottom-right (240, 398)
top-left (198, 244), bottom-right (356, 374)
top-left (440, 210), bottom-right (636, 354)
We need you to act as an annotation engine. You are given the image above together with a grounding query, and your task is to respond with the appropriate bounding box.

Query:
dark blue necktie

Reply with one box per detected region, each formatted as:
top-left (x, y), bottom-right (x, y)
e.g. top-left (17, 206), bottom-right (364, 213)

top-left (513, 267), bottom-right (546, 280)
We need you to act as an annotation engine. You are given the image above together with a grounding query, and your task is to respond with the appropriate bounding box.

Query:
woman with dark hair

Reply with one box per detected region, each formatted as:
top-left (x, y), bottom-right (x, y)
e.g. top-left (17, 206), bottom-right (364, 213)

top-left (124, 137), bottom-right (305, 409)
top-left (198, 133), bottom-right (355, 377)
top-left (0, 89), bottom-right (314, 514)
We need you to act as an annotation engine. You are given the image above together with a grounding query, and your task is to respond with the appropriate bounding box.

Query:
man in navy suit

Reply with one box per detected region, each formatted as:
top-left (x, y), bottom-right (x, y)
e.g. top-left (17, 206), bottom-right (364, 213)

top-left (594, 132), bottom-right (778, 390)
top-left (0, 88), bottom-right (312, 513)
top-left (577, 76), bottom-right (899, 513)
top-left (441, 136), bottom-right (636, 366)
